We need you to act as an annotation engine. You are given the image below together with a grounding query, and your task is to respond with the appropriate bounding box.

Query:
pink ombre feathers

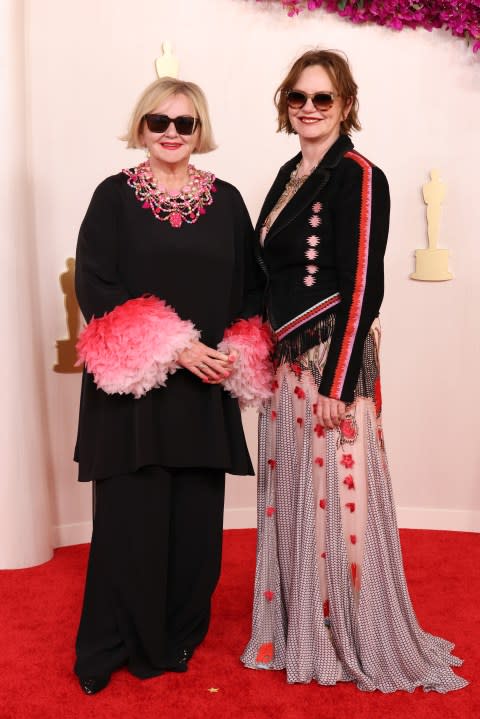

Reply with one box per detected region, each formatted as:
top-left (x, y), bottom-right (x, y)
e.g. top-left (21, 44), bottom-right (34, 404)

top-left (218, 316), bottom-right (274, 409)
top-left (76, 296), bottom-right (199, 398)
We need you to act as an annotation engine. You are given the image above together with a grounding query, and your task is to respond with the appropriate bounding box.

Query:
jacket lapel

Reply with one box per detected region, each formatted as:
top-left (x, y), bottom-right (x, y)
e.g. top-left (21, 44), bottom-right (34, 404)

top-left (255, 153), bottom-right (301, 234)
top-left (259, 135), bottom-right (354, 246)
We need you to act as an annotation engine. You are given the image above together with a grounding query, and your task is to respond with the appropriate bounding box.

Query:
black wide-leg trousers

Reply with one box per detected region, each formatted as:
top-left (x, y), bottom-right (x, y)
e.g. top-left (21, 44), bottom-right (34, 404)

top-left (74, 465), bottom-right (226, 679)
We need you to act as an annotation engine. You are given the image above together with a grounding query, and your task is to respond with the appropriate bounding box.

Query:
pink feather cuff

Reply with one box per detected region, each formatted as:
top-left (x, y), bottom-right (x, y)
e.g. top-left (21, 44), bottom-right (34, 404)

top-left (218, 316), bottom-right (274, 410)
top-left (76, 295), bottom-right (199, 398)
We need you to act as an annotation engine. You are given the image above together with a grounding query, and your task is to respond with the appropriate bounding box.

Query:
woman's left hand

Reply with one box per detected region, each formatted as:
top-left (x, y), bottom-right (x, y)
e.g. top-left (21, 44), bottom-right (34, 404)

top-left (316, 394), bottom-right (346, 429)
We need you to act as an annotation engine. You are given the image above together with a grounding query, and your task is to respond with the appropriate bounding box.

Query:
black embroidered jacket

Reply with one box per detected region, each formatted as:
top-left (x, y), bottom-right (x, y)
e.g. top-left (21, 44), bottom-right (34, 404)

top-left (257, 134), bottom-right (390, 404)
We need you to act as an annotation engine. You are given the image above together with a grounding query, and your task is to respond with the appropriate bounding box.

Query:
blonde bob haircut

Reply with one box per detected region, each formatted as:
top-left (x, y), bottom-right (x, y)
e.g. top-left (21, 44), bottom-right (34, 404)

top-left (123, 77), bottom-right (216, 154)
top-left (275, 49), bottom-right (361, 136)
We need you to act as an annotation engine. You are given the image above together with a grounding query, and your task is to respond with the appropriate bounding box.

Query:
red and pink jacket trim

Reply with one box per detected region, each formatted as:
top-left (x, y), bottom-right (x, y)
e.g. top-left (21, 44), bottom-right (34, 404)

top-left (330, 151), bottom-right (373, 399)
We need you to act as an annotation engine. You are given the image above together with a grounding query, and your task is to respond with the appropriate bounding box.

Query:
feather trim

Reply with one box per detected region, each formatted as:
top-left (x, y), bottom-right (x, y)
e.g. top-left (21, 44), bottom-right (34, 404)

top-left (218, 316), bottom-right (274, 410)
top-left (76, 295), bottom-right (199, 398)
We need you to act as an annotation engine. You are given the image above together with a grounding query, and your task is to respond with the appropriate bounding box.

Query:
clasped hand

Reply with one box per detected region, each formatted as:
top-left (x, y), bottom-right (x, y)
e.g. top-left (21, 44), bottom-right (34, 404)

top-left (316, 394), bottom-right (346, 429)
top-left (177, 341), bottom-right (237, 383)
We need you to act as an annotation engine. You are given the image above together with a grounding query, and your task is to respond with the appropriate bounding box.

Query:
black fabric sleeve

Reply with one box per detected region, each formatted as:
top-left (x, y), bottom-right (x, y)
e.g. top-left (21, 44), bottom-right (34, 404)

top-left (75, 177), bottom-right (131, 321)
top-left (319, 162), bottom-right (390, 403)
top-left (231, 188), bottom-right (266, 320)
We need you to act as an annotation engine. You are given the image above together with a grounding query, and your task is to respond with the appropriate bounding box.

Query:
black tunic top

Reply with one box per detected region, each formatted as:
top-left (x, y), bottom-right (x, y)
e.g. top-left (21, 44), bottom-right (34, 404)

top-left (74, 171), bottom-right (263, 481)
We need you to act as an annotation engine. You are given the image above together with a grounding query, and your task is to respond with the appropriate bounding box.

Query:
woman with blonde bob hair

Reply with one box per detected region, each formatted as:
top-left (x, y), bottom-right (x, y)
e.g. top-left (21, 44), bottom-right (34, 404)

top-left (241, 49), bottom-right (467, 693)
top-left (73, 75), bottom-right (270, 695)
top-left (123, 77), bottom-right (216, 153)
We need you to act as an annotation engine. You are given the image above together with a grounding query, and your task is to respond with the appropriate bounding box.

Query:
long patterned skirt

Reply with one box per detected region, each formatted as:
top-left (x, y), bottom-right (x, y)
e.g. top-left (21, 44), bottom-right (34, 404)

top-left (241, 320), bottom-right (467, 693)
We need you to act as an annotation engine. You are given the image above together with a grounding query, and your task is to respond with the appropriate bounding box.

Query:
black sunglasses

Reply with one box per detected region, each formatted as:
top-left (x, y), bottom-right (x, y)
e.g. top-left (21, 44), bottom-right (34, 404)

top-left (286, 90), bottom-right (337, 111)
top-left (143, 114), bottom-right (199, 135)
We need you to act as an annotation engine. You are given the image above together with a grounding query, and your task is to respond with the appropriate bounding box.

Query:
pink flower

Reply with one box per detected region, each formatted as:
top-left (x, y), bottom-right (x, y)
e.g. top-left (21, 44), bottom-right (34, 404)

top-left (309, 215), bottom-right (321, 228)
top-left (341, 453), bottom-right (354, 468)
top-left (314, 456), bottom-right (324, 467)
top-left (306, 265), bottom-right (318, 274)
top-left (305, 248), bottom-right (318, 261)
top-left (255, 642), bottom-right (274, 664)
top-left (345, 502), bottom-right (355, 513)
top-left (294, 386), bottom-right (306, 399)
top-left (312, 201), bottom-right (323, 213)
top-left (290, 362), bottom-right (302, 378)
top-left (340, 418), bottom-right (356, 440)
top-left (303, 275), bottom-right (315, 287)
top-left (307, 235), bottom-right (320, 246)
top-left (314, 423), bottom-right (324, 438)
top-left (273, 0), bottom-right (480, 56)
top-left (343, 475), bottom-right (355, 490)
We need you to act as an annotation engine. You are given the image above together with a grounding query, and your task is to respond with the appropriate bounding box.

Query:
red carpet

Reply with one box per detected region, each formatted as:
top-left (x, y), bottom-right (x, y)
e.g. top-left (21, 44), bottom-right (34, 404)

top-left (0, 529), bottom-right (478, 719)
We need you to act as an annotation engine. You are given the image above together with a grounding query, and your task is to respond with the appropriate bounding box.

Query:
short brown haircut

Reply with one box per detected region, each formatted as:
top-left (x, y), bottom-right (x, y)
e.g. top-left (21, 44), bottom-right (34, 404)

top-left (275, 49), bottom-right (361, 136)
top-left (123, 77), bottom-right (216, 153)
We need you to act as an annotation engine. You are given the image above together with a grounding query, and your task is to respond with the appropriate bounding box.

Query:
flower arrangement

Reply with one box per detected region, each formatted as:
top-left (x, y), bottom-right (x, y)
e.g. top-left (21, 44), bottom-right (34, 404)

top-left (254, 1), bottom-right (480, 53)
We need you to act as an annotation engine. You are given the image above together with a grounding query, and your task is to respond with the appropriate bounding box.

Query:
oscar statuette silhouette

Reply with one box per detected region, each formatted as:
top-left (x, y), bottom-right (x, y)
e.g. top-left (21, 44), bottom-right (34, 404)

top-left (411, 169), bottom-right (453, 281)
top-left (53, 257), bottom-right (83, 372)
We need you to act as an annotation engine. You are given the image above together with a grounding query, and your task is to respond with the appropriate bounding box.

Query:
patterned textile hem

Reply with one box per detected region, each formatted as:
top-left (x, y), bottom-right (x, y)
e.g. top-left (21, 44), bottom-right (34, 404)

top-left (240, 321), bottom-right (467, 693)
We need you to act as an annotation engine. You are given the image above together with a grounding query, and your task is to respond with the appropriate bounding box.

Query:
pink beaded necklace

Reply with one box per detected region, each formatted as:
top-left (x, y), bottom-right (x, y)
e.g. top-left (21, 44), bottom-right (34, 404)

top-left (123, 161), bottom-right (216, 228)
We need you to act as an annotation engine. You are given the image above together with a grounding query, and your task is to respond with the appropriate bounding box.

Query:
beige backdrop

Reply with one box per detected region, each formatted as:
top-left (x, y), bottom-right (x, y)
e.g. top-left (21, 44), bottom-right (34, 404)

top-left (2, 0), bottom-right (479, 567)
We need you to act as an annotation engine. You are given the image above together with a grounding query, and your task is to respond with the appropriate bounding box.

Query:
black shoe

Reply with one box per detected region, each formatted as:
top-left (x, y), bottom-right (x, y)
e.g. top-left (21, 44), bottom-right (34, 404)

top-left (167, 648), bottom-right (192, 673)
top-left (78, 675), bottom-right (111, 695)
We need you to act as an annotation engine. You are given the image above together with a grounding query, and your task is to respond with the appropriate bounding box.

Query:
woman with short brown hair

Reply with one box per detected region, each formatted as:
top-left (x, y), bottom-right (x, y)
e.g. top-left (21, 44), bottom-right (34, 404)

top-left (241, 49), bottom-right (466, 693)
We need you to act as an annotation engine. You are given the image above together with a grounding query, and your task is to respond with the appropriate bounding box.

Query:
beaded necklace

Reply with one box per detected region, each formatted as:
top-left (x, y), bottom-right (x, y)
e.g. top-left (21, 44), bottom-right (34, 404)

top-left (123, 161), bottom-right (216, 228)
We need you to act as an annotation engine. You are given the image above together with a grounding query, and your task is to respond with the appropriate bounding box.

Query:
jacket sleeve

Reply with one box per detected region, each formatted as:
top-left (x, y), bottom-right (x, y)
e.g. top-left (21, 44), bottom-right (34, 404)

top-left (75, 178), bottom-right (199, 398)
top-left (217, 188), bottom-right (273, 409)
top-left (319, 160), bottom-right (390, 403)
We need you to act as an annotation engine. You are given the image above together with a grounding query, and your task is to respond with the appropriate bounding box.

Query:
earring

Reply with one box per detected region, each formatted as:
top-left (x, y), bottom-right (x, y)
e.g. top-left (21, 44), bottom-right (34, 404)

top-left (144, 146), bottom-right (150, 159)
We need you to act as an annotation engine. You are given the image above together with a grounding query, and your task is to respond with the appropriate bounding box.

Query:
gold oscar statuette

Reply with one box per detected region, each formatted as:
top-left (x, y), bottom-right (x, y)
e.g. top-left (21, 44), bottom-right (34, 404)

top-left (155, 41), bottom-right (179, 79)
top-left (53, 257), bottom-right (83, 373)
top-left (411, 169), bottom-right (453, 281)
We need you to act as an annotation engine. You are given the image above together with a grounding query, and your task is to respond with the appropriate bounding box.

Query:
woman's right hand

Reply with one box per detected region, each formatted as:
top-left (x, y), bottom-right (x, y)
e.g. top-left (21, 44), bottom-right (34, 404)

top-left (177, 341), bottom-right (236, 383)
top-left (316, 394), bottom-right (346, 429)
